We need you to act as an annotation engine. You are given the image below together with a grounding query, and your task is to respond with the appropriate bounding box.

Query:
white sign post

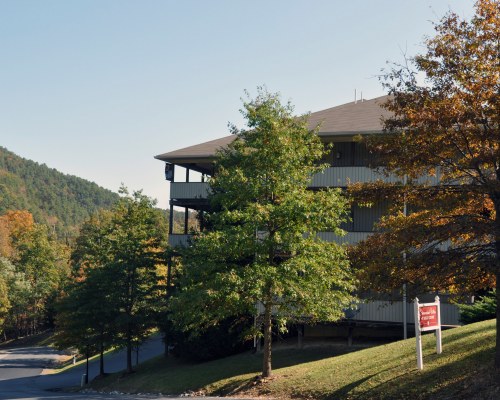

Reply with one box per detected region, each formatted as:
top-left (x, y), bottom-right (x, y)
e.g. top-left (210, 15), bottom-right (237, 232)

top-left (414, 296), bottom-right (442, 370)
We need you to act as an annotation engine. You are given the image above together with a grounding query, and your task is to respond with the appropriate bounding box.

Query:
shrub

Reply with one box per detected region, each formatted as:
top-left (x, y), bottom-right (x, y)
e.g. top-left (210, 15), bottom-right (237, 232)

top-left (171, 316), bottom-right (252, 362)
top-left (459, 290), bottom-right (496, 324)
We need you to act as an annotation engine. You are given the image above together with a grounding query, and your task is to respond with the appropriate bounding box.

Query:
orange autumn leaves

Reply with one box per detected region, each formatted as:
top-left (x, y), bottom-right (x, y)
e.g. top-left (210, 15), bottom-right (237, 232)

top-left (0, 210), bottom-right (34, 259)
top-left (349, 0), bottom-right (500, 297)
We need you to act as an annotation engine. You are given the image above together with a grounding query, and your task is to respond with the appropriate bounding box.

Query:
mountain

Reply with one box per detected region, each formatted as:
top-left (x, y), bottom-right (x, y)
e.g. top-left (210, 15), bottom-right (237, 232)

top-left (0, 146), bottom-right (120, 238)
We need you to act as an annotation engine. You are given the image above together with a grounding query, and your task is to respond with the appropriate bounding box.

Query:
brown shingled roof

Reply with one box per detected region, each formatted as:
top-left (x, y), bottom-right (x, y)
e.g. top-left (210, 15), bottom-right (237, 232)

top-left (308, 95), bottom-right (390, 134)
top-left (155, 95), bottom-right (390, 164)
top-left (155, 135), bottom-right (235, 163)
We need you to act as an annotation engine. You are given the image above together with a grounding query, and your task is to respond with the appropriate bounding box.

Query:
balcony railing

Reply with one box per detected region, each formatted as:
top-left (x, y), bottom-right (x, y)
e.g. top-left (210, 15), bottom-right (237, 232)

top-left (318, 231), bottom-right (371, 245)
top-left (169, 168), bottom-right (441, 201)
top-left (168, 234), bottom-right (192, 248)
top-left (310, 166), bottom-right (440, 187)
top-left (351, 300), bottom-right (460, 326)
top-left (256, 298), bottom-right (460, 325)
top-left (170, 182), bottom-right (210, 200)
top-left (169, 231), bottom-right (371, 249)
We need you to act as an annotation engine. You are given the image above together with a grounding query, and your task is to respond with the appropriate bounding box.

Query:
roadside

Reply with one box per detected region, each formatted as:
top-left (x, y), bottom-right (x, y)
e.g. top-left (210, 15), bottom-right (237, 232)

top-left (0, 342), bottom-right (249, 400)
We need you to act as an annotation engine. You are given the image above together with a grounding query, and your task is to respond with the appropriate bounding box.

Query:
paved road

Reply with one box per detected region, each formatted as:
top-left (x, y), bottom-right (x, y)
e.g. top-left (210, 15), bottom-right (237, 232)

top-left (0, 336), bottom-right (240, 400)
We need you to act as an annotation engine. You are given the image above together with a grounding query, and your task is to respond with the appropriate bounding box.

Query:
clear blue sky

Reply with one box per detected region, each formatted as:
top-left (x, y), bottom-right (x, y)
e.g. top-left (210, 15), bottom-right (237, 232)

top-left (0, 0), bottom-right (474, 209)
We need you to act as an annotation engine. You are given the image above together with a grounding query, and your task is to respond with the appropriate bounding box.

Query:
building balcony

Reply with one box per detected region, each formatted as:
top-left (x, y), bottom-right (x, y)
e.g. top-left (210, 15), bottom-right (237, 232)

top-left (169, 231), bottom-right (372, 248)
top-left (169, 168), bottom-right (440, 204)
top-left (170, 182), bottom-right (210, 200)
top-left (350, 299), bottom-right (460, 326)
top-left (318, 231), bottom-right (371, 245)
top-left (168, 234), bottom-right (192, 248)
top-left (302, 299), bottom-right (460, 328)
top-left (310, 166), bottom-right (440, 187)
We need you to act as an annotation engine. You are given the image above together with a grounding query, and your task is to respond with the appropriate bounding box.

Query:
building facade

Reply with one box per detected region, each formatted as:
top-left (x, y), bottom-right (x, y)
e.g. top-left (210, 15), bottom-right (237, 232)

top-left (155, 96), bottom-right (460, 333)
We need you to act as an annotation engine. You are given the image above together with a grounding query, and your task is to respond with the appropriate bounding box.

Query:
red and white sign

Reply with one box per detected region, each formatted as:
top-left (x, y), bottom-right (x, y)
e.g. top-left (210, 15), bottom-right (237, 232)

top-left (419, 305), bottom-right (438, 329)
top-left (414, 296), bottom-right (442, 370)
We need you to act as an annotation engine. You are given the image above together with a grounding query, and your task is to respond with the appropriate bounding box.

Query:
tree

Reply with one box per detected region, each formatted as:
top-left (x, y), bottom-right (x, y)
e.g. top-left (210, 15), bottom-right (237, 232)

top-left (0, 210), bottom-right (34, 258)
top-left (108, 189), bottom-right (168, 373)
top-left (14, 224), bottom-right (68, 334)
top-left (349, 0), bottom-right (500, 368)
top-left (71, 210), bottom-right (114, 280)
top-left (57, 210), bottom-right (118, 377)
top-left (59, 188), bottom-right (168, 374)
top-left (0, 261), bottom-right (11, 334)
top-left (0, 211), bottom-right (69, 337)
top-left (55, 265), bottom-right (120, 377)
top-left (0, 257), bottom-right (30, 338)
top-left (173, 89), bottom-right (356, 378)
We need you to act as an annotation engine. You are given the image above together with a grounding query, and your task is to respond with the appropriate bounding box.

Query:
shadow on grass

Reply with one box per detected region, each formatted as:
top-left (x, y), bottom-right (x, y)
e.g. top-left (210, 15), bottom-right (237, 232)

top-left (270, 345), bottom-right (361, 369)
top-left (211, 376), bottom-right (262, 397)
top-left (93, 322), bottom-right (498, 398)
top-left (356, 347), bottom-right (498, 400)
top-left (322, 374), bottom-right (377, 400)
top-left (92, 344), bottom-right (364, 395)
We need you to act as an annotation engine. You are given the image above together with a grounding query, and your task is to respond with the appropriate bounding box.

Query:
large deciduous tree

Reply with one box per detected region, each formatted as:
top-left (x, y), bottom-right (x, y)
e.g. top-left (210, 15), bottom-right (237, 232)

top-left (350, 0), bottom-right (500, 368)
top-left (173, 89), bottom-right (356, 378)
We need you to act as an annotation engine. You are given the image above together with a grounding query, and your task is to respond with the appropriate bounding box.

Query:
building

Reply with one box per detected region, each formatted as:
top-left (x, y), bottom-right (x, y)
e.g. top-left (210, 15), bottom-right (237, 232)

top-left (155, 95), bottom-right (461, 337)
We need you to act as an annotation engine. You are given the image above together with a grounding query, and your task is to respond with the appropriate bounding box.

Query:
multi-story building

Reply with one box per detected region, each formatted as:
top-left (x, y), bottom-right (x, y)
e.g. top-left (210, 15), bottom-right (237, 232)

top-left (155, 95), bottom-right (461, 337)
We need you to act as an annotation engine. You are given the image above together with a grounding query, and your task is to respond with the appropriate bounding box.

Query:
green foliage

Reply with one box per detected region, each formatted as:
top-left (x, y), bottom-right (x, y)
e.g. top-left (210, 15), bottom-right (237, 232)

top-left (0, 265), bottom-right (10, 329)
top-left (0, 257), bottom-right (30, 336)
top-left (173, 88), bottom-right (356, 377)
top-left (459, 291), bottom-right (497, 325)
top-left (55, 264), bottom-right (121, 375)
top-left (57, 188), bottom-right (168, 372)
top-left (0, 219), bottom-right (69, 339)
top-left (0, 146), bottom-right (120, 238)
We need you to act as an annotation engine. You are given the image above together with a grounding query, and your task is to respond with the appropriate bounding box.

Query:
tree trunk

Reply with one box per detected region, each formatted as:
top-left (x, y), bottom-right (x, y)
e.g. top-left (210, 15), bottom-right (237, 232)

top-left (126, 329), bottom-right (133, 373)
top-left (164, 332), bottom-right (169, 357)
top-left (99, 340), bottom-right (105, 376)
top-left (262, 303), bottom-right (272, 378)
top-left (85, 347), bottom-right (89, 384)
top-left (496, 270), bottom-right (500, 368)
top-left (493, 195), bottom-right (500, 369)
top-left (164, 257), bottom-right (173, 358)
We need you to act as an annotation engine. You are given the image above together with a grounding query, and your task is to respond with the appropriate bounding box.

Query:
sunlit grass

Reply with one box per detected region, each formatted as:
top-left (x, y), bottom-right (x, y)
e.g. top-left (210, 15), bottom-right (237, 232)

top-left (90, 320), bottom-right (499, 399)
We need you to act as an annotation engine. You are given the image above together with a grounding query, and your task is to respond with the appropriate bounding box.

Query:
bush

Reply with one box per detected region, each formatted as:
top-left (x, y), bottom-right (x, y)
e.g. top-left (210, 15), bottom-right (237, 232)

top-left (459, 290), bottom-right (496, 324)
top-left (171, 316), bottom-right (252, 362)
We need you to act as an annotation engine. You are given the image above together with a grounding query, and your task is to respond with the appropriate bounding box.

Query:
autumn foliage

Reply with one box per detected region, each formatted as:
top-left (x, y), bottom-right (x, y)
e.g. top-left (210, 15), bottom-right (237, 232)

top-left (349, 0), bottom-right (500, 368)
top-left (0, 210), bottom-right (34, 258)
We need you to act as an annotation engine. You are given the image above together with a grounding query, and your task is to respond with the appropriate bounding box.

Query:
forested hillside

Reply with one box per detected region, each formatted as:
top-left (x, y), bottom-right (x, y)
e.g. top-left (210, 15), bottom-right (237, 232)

top-left (0, 147), bottom-right (120, 238)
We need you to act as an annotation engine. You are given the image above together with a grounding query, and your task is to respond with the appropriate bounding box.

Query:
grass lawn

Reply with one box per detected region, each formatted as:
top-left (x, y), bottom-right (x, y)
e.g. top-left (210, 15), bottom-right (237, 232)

top-left (90, 319), bottom-right (500, 400)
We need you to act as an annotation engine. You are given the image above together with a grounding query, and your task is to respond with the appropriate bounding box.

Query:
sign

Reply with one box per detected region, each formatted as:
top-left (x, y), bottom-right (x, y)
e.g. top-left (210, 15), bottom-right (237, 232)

top-left (419, 305), bottom-right (438, 329)
top-left (414, 296), bottom-right (442, 370)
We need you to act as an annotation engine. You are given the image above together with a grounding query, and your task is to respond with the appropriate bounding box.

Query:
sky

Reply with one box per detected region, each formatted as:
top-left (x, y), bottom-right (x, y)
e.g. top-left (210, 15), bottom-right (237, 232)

top-left (0, 0), bottom-right (475, 209)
